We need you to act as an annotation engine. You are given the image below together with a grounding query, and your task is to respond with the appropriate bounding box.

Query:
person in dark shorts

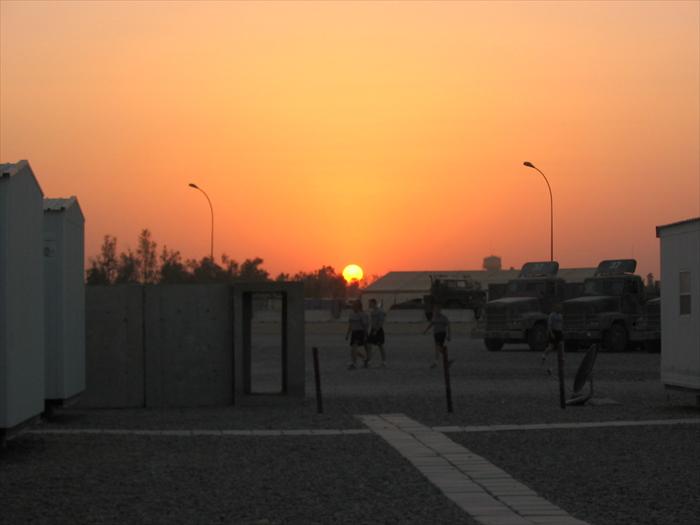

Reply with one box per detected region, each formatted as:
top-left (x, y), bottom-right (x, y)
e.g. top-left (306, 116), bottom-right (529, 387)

top-left (423, 304), bottom-right (453, 368)
top-left (366, 298), bottom-right (387, 367)
top-left (345, 300), bottom-right (368, 370)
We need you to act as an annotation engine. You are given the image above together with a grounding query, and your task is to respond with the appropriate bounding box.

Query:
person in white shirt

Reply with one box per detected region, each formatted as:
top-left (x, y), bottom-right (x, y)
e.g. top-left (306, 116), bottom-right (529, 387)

top-left (345, 300), bottom-right (368, 370)
top-left (423, 304), bottom-right (453, 369)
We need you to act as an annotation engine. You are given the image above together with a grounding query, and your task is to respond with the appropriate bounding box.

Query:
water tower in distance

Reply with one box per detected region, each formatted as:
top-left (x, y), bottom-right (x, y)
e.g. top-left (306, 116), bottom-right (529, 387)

top-left (483, 255), bottom-right (502, 272)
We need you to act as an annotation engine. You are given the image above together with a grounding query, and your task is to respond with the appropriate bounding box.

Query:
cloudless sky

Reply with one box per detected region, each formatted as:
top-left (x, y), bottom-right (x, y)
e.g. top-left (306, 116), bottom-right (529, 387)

top-left (1, 0), bottom-right (698, 279)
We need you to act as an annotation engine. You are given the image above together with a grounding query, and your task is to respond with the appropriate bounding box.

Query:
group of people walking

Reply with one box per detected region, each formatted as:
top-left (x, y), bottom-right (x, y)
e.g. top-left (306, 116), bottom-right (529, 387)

top-left (345, 299), bottom-right (565, 370)
top-left (345, 299), bottom-right (453, 369)
top-left (345, 299), bottom-right (387, 369)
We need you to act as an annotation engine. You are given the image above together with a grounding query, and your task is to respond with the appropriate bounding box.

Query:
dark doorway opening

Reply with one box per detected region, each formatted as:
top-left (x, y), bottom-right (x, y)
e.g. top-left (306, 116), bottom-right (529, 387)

top-left (243, 291), bottom-right (287, 394)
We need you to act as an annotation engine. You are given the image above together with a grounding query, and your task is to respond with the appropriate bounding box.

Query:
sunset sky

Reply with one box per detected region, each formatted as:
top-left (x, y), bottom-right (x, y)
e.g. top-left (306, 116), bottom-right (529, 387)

top-left (1, 1), bottom-right (698, 279)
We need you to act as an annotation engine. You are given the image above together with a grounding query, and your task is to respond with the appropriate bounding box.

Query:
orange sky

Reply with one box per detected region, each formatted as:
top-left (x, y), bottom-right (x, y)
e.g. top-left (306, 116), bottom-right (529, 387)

top-left (1, 1), bottom-right (698, 279)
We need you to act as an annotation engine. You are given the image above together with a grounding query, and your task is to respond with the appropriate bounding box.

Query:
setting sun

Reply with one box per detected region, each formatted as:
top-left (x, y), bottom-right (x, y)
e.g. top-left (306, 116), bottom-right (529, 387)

top-left (342, 264), bottom-right (364, 283)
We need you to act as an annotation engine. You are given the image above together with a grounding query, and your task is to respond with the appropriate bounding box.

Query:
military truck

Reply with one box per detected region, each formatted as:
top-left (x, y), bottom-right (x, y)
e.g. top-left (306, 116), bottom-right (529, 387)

top-left (424, 275), bottom-right (486, 320)
top-left (562, 259), bottom-right (661, 352)
top-left (480, 262), bottom-right (574, 352)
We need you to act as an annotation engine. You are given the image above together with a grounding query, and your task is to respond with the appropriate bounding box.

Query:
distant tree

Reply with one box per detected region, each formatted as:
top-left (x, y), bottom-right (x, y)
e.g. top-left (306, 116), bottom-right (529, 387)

top-left (220, 254), bottom-right (240, 281)
top-left (275, 272), bottom-right (290, 282)
top-left (189, 257), bottom-right (227, 283)
top-left (238, 257), bottom-right (269, 281)
top-left (137, 229), bottom-right (158, 284)
top-left (346, 281), bottom-right (360, 298)
top-left (159, 246), bottom-right (191, 284)
top-left (293, 265), bottom-right (346, 298)
top-left (115, 249), bottom-right (140, 284)
top-left (86, 235), bottom-right (118, 285)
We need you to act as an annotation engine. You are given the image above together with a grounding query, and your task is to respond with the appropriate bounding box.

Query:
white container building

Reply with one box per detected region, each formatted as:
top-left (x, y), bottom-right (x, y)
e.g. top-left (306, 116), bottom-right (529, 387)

top-left (656, 217), bottom-right (700, 393)
top-left (44, 197), bottom-right (86, 405)
top-left (0, 160), bottom-right (45, 435)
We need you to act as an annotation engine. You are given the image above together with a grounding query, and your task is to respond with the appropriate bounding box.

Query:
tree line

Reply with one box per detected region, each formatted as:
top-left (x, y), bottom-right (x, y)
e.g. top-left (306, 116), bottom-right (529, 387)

top-left (86, 229), bottom-right (361, 299)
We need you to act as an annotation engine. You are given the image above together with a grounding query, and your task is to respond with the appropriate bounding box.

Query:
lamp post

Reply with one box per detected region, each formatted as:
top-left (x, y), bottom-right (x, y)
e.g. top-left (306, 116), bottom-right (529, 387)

top-left (188, 183), bottom-right (214, 261)
top-left (523, 161), bottom-right (553, 262)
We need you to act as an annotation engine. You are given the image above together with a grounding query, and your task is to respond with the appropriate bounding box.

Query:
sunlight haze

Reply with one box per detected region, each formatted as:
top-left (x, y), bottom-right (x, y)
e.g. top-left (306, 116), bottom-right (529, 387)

top-left (1, 0), bottom-right (698, 278)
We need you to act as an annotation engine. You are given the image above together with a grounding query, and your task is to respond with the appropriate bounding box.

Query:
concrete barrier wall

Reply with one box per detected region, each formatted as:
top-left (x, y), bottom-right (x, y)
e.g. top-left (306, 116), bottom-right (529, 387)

top-left (84, 283), bottom-right (304, 408)
top-left (144, 285), bottom-right (233, 408)
top-left (82, 286), bottom-right (144, 408)
top-left (84, 285), bottom-right (233, 408)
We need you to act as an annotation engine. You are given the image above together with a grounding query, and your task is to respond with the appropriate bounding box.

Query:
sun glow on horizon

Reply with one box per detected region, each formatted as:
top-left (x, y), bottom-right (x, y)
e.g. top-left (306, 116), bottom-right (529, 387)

top-left (0, 2), bottom-right (697, 279)
top-left (342, 264), bottom-right (364, 284)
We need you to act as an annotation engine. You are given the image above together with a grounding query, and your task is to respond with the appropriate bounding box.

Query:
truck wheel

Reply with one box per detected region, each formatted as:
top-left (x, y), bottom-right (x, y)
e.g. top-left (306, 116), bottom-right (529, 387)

top-left (603, 324), bottom-right (628, 353)
top-left (484, 339), bottom-right (504, 352)
top-left (527, 323), bottom-right (549, 352)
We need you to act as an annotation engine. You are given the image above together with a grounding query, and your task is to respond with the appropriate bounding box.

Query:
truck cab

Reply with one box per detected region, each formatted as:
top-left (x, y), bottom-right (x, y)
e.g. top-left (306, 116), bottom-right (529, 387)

top-left (424, 276), bottom-right (486, 320)
top-left (563, 259), bottom-right (659, 352)
top-left (481, 261), bottom-right (566, 352)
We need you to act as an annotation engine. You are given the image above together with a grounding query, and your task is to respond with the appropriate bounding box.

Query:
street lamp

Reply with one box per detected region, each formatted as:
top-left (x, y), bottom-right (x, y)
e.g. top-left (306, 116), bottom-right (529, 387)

top-left (188, 183), bottom-right (214, 261)
top-left (523, 161), bottom-right (553, 262)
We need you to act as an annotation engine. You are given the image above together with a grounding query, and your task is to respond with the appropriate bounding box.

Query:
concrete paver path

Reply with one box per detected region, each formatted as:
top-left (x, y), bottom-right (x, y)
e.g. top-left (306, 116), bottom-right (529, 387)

top-left (359, 413), bottom-right (589, 525)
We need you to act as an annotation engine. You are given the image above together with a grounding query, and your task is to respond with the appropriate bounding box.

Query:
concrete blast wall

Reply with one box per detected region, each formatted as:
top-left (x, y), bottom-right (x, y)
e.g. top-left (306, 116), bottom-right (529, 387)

top-left (83, 283), bottom-right (303, 408)
top-left (83, 286), bottom-right (144, 408)
top-left (145, 285), bottom-right (233, 407)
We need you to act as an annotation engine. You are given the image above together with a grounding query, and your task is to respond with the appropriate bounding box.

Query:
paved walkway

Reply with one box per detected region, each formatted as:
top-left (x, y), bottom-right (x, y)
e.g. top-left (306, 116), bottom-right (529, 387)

top-left (359, 413), bottom-right (589, 525)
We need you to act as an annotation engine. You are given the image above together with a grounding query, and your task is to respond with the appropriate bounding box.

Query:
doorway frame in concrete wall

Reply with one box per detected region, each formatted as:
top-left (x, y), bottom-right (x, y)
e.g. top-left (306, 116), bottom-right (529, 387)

top-left (232, 282), bottom-right (305, 400)
top-left (242, 290), bottom-right (286, 395)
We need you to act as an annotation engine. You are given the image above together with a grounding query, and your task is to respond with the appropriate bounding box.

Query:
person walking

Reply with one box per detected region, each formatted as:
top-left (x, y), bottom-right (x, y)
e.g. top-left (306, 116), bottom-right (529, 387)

top-left (542, 303), bottom-right (564, 368)
top-left (345, 300), bottom-right (368, 370)
top-left (424, 304), bottom-right (453, 368)
top-left (366, 298), bottom-right (387, 367)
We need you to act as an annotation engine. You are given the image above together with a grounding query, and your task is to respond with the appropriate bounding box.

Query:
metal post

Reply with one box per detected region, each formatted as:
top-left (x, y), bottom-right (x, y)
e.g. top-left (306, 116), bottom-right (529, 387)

top-left (312, 347), bottom-right (323, 414)
top-left (556, 341), bottom-right (566, 409)
top-left (442, 347), bottom-right (453, 413)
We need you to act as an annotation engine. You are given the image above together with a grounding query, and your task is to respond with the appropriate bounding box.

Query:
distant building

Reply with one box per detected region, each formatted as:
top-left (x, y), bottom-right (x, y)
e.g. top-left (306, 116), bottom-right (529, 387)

top-left (363, 267), bottom-right (596, 310)
top-left (483, 255), bottom-right (502, 272)
top-left (656, 217), bottom-right (700, 394)
top-left (1, 160), bottom-right (45, 436)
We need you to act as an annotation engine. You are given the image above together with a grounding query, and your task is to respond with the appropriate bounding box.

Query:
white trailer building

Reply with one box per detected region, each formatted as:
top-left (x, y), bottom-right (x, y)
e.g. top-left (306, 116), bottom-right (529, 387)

top-left (656, 217), bottom-right (700, 394)
top-left (44, 197), bottom-right (86, 405)
top-left (0, 160), bottom-right (45, 436)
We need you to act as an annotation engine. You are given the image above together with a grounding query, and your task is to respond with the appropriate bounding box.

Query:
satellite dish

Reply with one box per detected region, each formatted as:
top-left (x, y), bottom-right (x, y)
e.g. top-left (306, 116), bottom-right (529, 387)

top-left (566, 344), bottom-right (599, 406)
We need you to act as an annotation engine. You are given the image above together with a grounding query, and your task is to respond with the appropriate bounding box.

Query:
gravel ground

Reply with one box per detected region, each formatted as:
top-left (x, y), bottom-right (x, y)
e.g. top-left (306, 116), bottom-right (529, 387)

top-left (5, 329), bottom-right (697, 525)
top-left (44, 333), bottom-right (698, 431)
top-left (452, 424), bottom-right (700, 525)
top-left (0, 433), bottom-right (476, 525)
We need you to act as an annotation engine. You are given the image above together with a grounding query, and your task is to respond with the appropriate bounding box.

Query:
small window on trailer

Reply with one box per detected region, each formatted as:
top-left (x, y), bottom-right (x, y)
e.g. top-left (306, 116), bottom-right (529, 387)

top-left (679, 271), bottom-right (691, 315)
